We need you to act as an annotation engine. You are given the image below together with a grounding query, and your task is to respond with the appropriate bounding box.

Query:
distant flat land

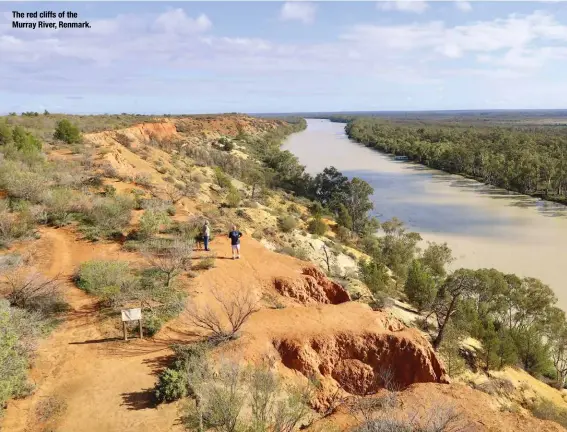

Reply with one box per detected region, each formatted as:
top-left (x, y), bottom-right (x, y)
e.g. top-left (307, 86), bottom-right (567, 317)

top-left (254, 110), bottom-right (567, 126)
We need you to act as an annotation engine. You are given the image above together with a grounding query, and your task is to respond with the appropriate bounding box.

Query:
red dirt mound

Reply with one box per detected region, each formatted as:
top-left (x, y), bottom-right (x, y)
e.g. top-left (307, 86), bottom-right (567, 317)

top-left (274, 267), bottom-right (350, 305)
top-left (274, 328), bottom-right (448, 410)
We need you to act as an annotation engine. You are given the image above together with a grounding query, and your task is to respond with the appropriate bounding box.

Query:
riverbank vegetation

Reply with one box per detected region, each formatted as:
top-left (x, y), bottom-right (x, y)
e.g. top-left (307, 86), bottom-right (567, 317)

top-left (345, 117), bottom-right (567, 204)
top-left (242, 117), bottom-right (567, 394)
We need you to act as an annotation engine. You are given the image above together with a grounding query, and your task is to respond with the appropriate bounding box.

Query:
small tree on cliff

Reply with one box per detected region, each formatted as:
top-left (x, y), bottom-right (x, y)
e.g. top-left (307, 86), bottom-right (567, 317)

top-left (430, 269), bottom-right (478, 350)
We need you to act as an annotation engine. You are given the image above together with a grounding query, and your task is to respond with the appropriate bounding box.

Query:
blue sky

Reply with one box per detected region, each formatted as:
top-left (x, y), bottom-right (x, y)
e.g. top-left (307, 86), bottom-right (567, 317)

top-left (1, 1), bottom-right (567, 114)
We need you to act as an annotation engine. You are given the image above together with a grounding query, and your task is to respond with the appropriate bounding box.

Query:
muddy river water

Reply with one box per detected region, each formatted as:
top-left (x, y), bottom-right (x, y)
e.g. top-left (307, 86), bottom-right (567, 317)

top-left (282, 119), bottom-right (567, 309)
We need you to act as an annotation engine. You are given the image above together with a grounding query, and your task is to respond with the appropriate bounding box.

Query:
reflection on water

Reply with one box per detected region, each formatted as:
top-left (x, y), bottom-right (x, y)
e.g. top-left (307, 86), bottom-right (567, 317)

top-left (283, 119), bottom-right (567, 308)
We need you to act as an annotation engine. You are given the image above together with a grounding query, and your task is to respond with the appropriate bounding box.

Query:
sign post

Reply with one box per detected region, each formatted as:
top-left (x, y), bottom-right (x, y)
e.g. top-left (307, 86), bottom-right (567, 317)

top-left (121, 308), bottom-right (143, 341)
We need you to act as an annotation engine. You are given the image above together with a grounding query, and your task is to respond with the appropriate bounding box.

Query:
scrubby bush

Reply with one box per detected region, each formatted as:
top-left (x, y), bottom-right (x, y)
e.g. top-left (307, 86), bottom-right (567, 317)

top-left (226, 186), bottom-right (241, 208)
top-left (80, 195), bottom-right (134, 240)
top-left (278, 215), bottom-right (298, 233)
top-left (530, 398), bottom-right (567, 428)
top-left (277, 246), bottom-right (310, 261)
top-left (0, 203), bottom-right (37, 248)
top-left (44, 187), bottom-right (75, 227)
top-left (187, 288), bottom-right (259, 343)
top-left (53, 119), bottom-right (81, 144)
top-left (155, 343), bottom-right (210, 403)
top-left (4, 271), bottom-right (67, 315)
top-left (141, 238), bottom-right (193, 287)
top-left (76, 260), bottom-right (136, 306)
top-left (35, 395), bottom-right (67, 422)
top-left (308, 217), bottom-right (327, 236)
top-left (139, 208), bottom-right (170, 239)
top-left (193, 256), bottom-right (216, 270)
top-left (134, 173), bottom-right (153, 188)
top-left (0, 161), bottom-right (47, 203)
top-left (214, 167), bottom-right (232, 189)
top-left (0, 299), bottom-right (45, 416)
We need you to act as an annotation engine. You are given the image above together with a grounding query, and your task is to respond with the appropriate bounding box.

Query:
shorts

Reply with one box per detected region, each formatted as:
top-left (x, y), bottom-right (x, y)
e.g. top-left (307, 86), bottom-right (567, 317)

top-left (231, 244), bottom-right (240, 252)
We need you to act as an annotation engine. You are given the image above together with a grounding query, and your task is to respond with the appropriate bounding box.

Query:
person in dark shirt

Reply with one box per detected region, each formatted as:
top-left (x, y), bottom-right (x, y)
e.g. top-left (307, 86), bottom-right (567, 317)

top-left (228, 225), bottom-right (242, 259)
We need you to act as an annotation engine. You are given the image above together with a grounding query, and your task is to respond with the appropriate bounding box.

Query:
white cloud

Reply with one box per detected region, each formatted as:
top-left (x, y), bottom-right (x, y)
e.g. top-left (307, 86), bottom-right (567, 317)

top-left (455, 1), bottom-right (472, 12)
top-left (378, 1), bottom-right (429, 14)
top-left (153, 9), bottom-right (212, 34)
top-left (280, 2), bottom-right (317, 24)
top-left (2, 7), bottom-right (567, 110)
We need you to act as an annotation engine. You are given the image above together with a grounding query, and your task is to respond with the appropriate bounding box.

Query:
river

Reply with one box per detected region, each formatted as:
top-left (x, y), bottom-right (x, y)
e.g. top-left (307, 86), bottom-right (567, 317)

top-left (282, 119), bottom-right (567, 309)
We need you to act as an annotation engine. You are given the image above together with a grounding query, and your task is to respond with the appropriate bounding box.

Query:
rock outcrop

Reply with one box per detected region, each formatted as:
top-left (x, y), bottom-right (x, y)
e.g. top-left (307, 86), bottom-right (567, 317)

top-left (274, 267), bottom-right (351, 305)
top-left (273, 316), bottom-right (448, 411)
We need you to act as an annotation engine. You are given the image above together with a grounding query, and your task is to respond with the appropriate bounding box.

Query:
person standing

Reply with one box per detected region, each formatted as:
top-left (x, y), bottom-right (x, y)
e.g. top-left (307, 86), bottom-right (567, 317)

top-left (228, 225), bottom-right (242, 259)
top-left (202, 220), bottom-right (211, 251)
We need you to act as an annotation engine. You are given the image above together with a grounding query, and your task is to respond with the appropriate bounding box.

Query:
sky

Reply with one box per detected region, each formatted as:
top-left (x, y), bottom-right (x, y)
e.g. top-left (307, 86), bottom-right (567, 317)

top-left (1, 1), bottom-right (567, 114)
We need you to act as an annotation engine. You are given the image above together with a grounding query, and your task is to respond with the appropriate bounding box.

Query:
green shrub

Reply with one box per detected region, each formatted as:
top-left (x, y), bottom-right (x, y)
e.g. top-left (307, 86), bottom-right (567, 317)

top-left (154, 368), bottom-right (188, 402)
top-left (404, 260), bottom-right (437, 311)
top-left (0, 161), bottom-right (46, 202)
top-left (278, 215), bottom-right (298, 233)
top-left (0, 201), bottom-right (38, 248)
top-left (154, 343), bottom-right (210, 403)
top-left (223, 140), bottom-right (235, 152)
top-left (308, 217), bottom-right (327, 236)
top-left (194, 256), bottom-right (216, 270)
top-left (288, 203), bottom-right (300, 214)
top-left (80, 195), bottom-right (134, 240)
top-left (214, 167), bottom-right (232, 189)
top-left (76, 260), bottom-right (136, 306)
top-left (139, 208), bottom-right (170, 239)
top-left (0, 300), bottom-right (40, 416)
top-left (226, 187), bottom-right (241, 208)
top-left (53, 119), bottom-right (81, 144)
top-left (45, 188), bottom-right (75, 227)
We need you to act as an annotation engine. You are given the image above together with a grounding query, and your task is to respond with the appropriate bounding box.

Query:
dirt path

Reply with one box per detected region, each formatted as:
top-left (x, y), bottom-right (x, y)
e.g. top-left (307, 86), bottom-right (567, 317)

top-left (2, 228), bottom-right (182, 432)
top-left (1, 228), bottom-right (307, 432)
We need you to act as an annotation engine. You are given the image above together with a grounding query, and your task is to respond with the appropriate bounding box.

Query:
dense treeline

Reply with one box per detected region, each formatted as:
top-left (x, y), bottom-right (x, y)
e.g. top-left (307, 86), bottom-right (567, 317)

top-left (345, 118), bottom-right (567, 203)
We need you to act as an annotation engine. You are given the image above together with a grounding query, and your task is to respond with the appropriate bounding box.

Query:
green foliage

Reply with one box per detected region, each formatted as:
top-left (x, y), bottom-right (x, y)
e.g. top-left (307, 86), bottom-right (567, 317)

top-left (307, 217), bottom-right (327, 236)
top-left (437, 323), bottom-right (466, 377)
top-left (0, 160), bottom-right (46, 202)
top-left (155, 343), bottom-right (210, 403)
top-left (0, 301), bottom-right (32, 415)
top-left (194, 256), bottom-right (216, 270)
top-left (80, 195), bottom-right (134, 240)
top-left (45, 187), bottom-right (75, 227)
top-left (336, 203), bottom-right (353, 230)
top-left (358, 258), bottom-right (391, 299)
top-left (0, 201), bottom-right (38, 248)
top-left (278, 215), bottom-right (298, 233)
top-left (380, 218), bottom-right (422, 284)
top-left (226, 186), bottom-right (241, 208)
top-left (404, 260), bottom-right (437, 311)
top-left (181, 361), bottom-right (312, 432)
top-left (139, 208), bottom-right (170, 239)
top-left (76, 260), bottom-right (136, 306)
top-left (155, 368), bottom-right (189, 403)
top-left (214, 167), bottom-right (232, 189)
top-left (346, 117), bottom-right (567, 202)
top-left (53, 119), bottom-right (81, 144)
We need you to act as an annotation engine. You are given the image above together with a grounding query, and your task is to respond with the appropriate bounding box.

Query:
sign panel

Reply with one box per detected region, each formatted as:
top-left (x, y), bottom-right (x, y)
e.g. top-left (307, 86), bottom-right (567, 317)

top-left (121, 308), bottom-right (142, 322)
